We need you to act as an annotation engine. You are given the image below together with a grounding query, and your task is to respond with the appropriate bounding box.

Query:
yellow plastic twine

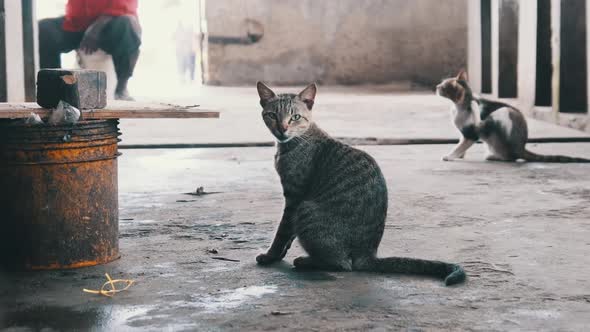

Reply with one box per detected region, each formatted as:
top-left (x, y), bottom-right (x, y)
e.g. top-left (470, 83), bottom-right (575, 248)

top-left (83, 273), bottom-right (135, 297)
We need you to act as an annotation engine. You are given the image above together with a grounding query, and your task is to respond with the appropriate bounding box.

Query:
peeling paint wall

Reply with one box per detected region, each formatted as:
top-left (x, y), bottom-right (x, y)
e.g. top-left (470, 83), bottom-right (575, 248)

top-left (205, 0), bottom-right (467, 86)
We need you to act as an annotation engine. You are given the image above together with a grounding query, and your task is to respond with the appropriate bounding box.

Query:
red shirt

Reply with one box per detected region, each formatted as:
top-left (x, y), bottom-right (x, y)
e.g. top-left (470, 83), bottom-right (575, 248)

top-left (63, 0), bottom-right (138, 32)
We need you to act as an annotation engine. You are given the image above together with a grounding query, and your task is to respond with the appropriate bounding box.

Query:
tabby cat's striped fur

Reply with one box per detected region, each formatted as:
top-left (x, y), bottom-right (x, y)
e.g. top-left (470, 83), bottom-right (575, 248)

top-left (255, 82), bottom-right (466, 286)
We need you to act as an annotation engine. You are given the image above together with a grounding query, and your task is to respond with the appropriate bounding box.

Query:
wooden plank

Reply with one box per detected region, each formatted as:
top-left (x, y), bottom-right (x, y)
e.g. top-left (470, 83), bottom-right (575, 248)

top-left (0, 102), bottom-right (220, 119)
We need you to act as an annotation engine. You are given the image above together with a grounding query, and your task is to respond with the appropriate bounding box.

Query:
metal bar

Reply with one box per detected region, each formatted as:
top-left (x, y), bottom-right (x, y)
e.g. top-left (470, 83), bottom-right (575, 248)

top-left (117, 137), bottom-right (590, 149)
top-left (481, 0), bottom-right (492, 93)
top-left (0, 0), bottom-right (7, 102)
top-left (498, 0), bottom-right (519, 98)
top-left (21, 0), bottom-right (35, 102)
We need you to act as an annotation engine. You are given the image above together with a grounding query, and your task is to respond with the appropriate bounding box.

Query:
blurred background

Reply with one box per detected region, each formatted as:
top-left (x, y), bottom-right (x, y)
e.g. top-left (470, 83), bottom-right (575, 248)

top-left (37, 0), bottom-right (203, 99)
top-left (0, 0), bottom-right (589, 137)
top-left (34, 0), bottom-right (467, 99)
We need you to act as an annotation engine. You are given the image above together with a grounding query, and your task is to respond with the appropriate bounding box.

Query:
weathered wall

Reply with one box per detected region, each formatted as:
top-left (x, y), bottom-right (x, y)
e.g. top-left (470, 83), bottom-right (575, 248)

top-left (205, 0), bottom-right (467, 86)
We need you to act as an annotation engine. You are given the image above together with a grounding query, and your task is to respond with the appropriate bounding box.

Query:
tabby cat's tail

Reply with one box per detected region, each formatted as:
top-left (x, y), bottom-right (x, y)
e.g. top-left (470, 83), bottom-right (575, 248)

top-left (363, 257), bottom-right (466, 286)
top-left (523, 150), bottom-right (590, 163)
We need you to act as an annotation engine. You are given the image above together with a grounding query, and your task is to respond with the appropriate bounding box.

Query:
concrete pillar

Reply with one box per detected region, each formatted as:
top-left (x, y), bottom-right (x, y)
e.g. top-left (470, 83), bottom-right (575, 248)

top-left (491, 0), bottom-right (499, 97)
top-left (0, 0), bottom-right (37, 102)
top-left (3, 0), bottom-right (25, 102)
top-left (517, 0), bottom-right (537, 109)
top-left (468, 0), bottom-right (482, 93)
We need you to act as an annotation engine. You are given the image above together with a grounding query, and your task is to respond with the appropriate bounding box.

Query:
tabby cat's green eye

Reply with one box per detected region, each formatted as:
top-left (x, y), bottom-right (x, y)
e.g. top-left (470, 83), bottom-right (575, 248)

top-left (266, 113), bottom-right (277, 119)
top-left (291, 114), bottom-right (301, 121)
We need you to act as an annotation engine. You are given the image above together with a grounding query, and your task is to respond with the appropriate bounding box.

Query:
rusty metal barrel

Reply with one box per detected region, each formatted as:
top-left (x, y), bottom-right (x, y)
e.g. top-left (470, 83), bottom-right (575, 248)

top-left (0, 120), bottom-right (120, 270)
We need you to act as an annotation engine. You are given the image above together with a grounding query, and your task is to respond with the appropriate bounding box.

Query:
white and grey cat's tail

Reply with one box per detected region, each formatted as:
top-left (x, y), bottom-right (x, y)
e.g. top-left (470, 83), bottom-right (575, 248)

top-left (362, 257), bottom-right (466, 286)
top-left (523, 150), bottom-right (590, 163)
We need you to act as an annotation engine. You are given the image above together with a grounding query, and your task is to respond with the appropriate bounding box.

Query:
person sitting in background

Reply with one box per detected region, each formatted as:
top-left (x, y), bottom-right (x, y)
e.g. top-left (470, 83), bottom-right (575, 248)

top-left (38, 0), bottom-right (141, 100)
top-left (174, 22), bottom-right (197, 84)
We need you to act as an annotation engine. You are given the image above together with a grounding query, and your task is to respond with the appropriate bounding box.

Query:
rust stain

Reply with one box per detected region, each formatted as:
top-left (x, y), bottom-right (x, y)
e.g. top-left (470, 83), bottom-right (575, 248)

top-left (0, 120), bottom-right (120, 270)
top-left (61, 74), bottom-right (77, 85)
top-left (27, 254), bottom-right (121, 270)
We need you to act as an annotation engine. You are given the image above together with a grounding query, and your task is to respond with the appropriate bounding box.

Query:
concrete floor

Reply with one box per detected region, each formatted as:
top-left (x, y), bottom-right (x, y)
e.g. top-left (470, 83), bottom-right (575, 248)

top-left (2, 89), bottom-right (590, 331)
top-left (2, 143), bottom-right (590, 331)
top-left (118, 85), bottom-right (590, 146)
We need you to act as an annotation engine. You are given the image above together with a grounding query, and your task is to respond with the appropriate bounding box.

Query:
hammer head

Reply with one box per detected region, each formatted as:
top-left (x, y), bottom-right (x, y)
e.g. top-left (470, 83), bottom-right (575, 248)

top-left (37, 69), bottom-right (107, 109)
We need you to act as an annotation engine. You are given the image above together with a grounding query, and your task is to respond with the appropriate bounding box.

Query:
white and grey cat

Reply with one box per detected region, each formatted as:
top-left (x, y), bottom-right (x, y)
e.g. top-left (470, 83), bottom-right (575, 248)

top-left (255, 82), bottom-right (466, 286)
top-left (436, 70), bottom-right (590, 163)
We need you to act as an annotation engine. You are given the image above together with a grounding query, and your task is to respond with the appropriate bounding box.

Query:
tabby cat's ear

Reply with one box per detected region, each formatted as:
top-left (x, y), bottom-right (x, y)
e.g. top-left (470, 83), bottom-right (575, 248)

top-left (298, 83), bottom-right (317, 110)
top-left (456, 69), bottom-right (468, 81)
top-left (257, 81), bottom-right (276, 107)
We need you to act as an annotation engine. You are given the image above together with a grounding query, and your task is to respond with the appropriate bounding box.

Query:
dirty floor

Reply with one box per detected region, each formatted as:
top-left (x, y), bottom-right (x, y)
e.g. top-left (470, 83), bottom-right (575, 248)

top-left (2, 141), bottom-right (590, 331)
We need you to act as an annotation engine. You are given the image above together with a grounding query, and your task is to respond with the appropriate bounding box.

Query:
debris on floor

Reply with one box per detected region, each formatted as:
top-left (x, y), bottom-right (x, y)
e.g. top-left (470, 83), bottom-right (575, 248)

top-left (83, 273), bottom-right (135, 297)
top-left (210, 257), bottom-right (240, 262)
top-left (184, 186), bottom-right (222, 196)
top-left (160, 103), bottom-right (200, 109)
top-left (24, 112), bottom-right (44, 125)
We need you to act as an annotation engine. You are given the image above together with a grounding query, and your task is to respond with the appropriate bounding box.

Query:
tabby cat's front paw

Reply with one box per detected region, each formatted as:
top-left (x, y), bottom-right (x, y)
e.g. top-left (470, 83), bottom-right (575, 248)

top-left (442, 155), bottom-right (455, 161)
top-left (256, 252), bottom-right (282, 265)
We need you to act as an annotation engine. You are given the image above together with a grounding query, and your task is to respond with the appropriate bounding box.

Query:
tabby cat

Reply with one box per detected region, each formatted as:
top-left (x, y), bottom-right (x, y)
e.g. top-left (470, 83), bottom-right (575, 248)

top-left (255, 82), bottom-right (466, 286)
top-left (437, 70), bottom-right (590, 162)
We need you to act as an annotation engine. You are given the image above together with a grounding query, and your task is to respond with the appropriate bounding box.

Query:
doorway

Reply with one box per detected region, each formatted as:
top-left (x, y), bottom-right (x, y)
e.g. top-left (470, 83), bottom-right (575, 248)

top-left (559, 0), bottom-right (587, 113)
top-left (481, 0), bottom-right (492, 94)
top-left (498, 0), bottom-right (519, 98)
top-left (535, 0), bottom-right (552, 107)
